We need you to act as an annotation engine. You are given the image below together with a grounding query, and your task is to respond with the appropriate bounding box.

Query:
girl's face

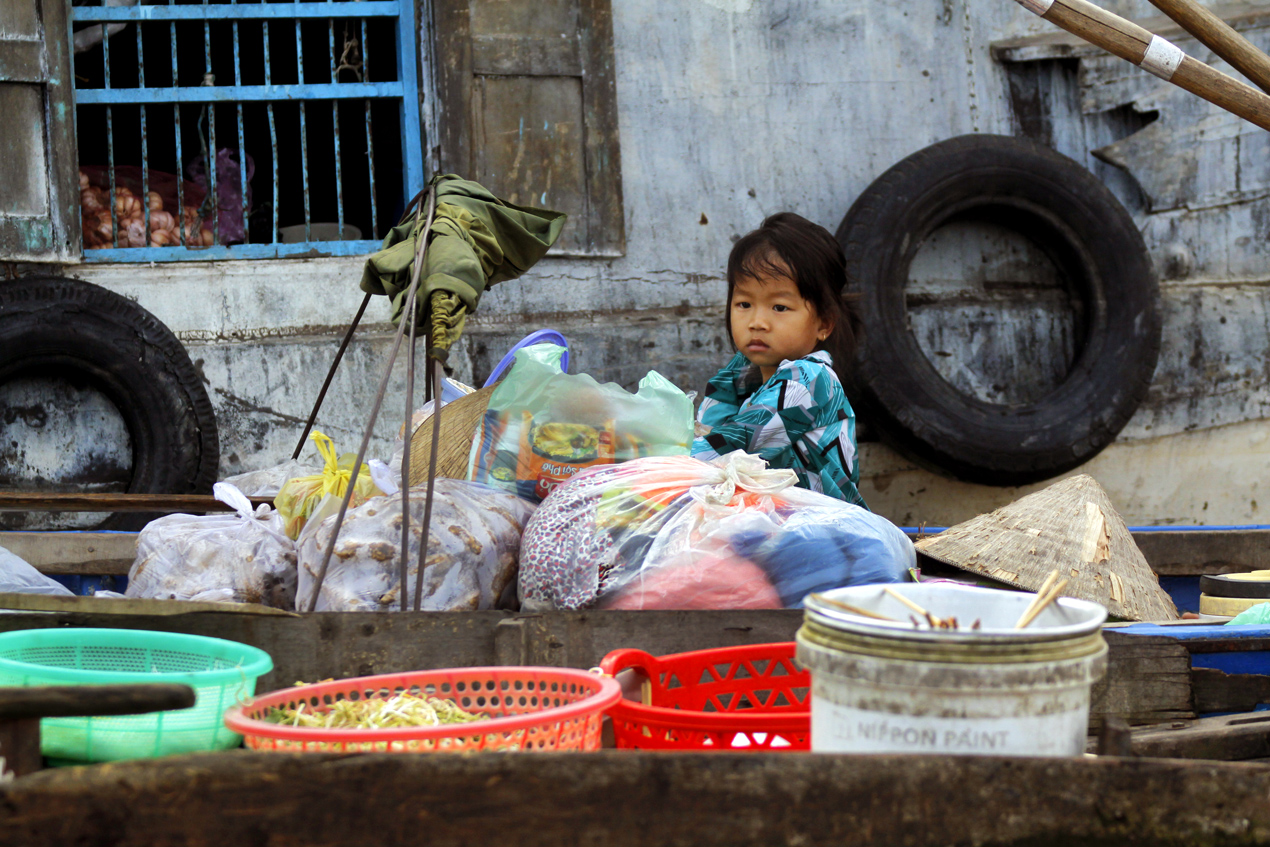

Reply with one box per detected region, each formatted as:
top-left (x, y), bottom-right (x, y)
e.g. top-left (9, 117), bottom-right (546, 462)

top-left (729, 265), bottom-right (832, 381)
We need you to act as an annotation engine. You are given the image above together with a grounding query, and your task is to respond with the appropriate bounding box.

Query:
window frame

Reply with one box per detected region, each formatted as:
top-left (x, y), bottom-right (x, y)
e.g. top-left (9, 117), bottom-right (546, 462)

top-left (68, 0), bottom-right (426, 263)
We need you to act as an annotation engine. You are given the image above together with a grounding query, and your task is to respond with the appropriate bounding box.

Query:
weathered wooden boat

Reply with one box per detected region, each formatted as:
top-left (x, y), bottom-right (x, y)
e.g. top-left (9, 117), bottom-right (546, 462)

top-left (4, 750), bottom-right (1270, 846)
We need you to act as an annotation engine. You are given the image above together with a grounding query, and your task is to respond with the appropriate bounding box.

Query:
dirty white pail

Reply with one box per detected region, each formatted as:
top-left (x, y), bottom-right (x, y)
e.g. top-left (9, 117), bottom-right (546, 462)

top-left (796, 583), bottom-right (1107, 757)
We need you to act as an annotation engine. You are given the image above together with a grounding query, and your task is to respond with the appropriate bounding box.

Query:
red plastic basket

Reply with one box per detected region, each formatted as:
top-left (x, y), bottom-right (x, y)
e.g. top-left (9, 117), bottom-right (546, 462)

top-left (224, 667), bottom-right (621, 753)
top-left (599, 642), bottom-right (810, 751)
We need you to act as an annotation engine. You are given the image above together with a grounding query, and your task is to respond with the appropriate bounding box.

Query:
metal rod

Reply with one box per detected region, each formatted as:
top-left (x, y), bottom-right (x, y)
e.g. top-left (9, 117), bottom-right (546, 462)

top-left (1144, 0), bottom-right (1270, 94)
top-left (393, 195), bottom-right (431, 612)
top-left (398, 227), bottom-right (421, 611)
top-left (138, 23), bottom-right (150, 246)
top-left (205, 16), bottom-right (219, 246)
top-left (303, 187), bottom-right (436, 613)
top-left (171, 20), bottom-right (186, 247)
top-left (264, 20), bottom-right (278, 244)
top-left (296, 18), bottom-right (311, 242)
top-left (361, 19), bottom-right (377, 240)
top-left (234, 15), bottom-right (249, 244)
top-left (104, 25), bottom-right (118, 248)
top-left (413, 356), bottom-right (443, 612)
top-left (291, 291), bottom-right (372, 460)
top-left (330, 18), bottom-right (344, 241)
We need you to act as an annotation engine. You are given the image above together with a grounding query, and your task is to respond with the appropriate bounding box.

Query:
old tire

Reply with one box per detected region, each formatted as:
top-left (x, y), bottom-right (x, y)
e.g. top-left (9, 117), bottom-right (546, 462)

top-left (837, 134), bottom-right (1160, 485)
top-left (0, 277), bottom-right (219, 528)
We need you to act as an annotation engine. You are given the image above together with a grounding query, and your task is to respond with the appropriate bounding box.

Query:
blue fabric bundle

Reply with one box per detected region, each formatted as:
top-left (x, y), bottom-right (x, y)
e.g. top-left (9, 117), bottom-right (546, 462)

top-left (729, 505), bottom-right (914, 608)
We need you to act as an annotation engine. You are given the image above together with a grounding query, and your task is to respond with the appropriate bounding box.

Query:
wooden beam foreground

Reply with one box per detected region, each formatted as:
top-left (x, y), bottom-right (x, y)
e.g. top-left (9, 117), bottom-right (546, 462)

top-left (3, 752), bottom-right (1270, 846)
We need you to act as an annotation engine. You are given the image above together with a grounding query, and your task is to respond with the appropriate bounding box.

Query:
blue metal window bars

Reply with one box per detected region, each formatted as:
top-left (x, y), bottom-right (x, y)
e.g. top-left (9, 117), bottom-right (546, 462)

top-left (71, 0), bottom-right (425, 262)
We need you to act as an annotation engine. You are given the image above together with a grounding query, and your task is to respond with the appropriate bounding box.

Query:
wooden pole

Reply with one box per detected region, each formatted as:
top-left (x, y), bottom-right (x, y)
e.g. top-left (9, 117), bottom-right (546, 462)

top-left (1013, 0), bottom-right (1270, 132)
top-left (0, 492), bottom-right (273, 513)
top-left (1145, 0), bottom-right (1270, 94)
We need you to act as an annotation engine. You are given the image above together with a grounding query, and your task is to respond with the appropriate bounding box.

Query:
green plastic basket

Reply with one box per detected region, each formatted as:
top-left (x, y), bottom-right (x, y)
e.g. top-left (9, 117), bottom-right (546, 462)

top-left (0, 628), bottom-right (273, 763)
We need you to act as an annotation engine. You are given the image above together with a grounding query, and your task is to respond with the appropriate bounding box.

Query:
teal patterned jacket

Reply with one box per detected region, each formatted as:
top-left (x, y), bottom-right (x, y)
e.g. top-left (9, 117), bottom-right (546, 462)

top-left (691, 350), bottom-right (866, 508)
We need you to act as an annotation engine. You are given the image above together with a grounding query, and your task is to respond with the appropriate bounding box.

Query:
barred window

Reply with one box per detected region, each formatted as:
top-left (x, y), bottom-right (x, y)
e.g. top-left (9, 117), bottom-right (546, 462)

top-left (69, 0), bottom-right (425, 261)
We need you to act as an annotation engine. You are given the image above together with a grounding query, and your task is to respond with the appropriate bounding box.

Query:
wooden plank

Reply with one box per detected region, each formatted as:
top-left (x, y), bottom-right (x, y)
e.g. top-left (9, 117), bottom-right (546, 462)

top-left (0, 531), bottom-right (136, 575)
top-left (1133, 529), bottom-right (1270, 576)
top-left (578, 0), bottom-right (625, 255)
top-left (472, 74), bottom-right (588, 253)
top-left (0, 607), bottom-right (1201, 741)
top-left (432, 0), bottom-right (472, 178)
top-left (1193, 666), bottom-right (1270, 713)
top-left (0, 718), bottom-right (41, 779)
top-left (1090, 632), bottom-right (1195, 729)
top-left (0, 593), bottom-right (297, 618)
top-left (0, 610), bottom-right (801, 696)
top-left (6, 752), bottom-right (1270, 846)
top-left (1129, 710), bottom-right (1270, 760)
top-left (40, 0), bottom-right (80, 261)
top-left (0, 685), bottom-right (194, 721)
top-left (0, 493), bottom-right (272, 513)
top-left (10, 526), bottom-right (1270, 579)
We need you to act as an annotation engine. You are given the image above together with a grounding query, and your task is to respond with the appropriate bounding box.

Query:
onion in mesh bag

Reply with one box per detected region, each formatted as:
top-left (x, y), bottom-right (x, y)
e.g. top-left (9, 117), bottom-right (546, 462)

top-left (296, 479), bottom-right (535, 612)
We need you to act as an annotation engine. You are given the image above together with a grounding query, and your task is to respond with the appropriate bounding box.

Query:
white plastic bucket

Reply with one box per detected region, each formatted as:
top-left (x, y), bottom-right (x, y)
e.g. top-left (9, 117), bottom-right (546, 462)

top-left (796, 583), bottom-right (1108, 757)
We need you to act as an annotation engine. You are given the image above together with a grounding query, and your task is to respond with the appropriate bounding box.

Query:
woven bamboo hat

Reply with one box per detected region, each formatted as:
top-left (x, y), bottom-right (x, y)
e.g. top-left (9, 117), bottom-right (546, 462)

top-left (915, 474), bottom-right (1179, 622)
top-left (406, 383), bottom-right (498, 486)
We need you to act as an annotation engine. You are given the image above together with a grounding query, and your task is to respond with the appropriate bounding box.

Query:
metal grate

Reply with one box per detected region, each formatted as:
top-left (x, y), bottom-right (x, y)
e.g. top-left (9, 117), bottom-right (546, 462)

top-left (70, 0), bottom-right (424, 262)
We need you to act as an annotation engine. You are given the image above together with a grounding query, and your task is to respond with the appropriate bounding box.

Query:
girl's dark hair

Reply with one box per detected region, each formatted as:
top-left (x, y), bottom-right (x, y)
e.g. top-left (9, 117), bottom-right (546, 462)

top-left (725, 212), bottom-right (863, 381)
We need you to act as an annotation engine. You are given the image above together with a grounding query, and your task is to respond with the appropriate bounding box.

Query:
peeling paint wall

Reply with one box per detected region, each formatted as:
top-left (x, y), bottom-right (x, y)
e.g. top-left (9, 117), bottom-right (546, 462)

top-left (10, 0), bottom-right (1270, 526)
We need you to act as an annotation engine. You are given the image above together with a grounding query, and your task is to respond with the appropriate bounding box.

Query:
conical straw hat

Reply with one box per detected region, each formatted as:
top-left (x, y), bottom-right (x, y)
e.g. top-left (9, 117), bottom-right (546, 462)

top-left (915, 474), bottom-right (1179, 622)
top-left (406, 383), bottom-right (498, 486)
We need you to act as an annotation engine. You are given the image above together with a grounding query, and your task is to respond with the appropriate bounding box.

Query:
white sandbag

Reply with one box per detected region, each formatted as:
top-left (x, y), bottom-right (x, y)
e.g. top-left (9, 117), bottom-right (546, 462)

top-left (0, 546), bottom-right (74, 596)
top-left (296, 479), bottom-right (535, 612)
top-left (125, 483), bottom-right (297, 608)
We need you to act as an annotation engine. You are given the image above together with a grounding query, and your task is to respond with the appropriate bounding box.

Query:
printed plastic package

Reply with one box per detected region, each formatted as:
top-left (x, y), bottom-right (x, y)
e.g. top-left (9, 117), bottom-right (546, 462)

top-left (518, 453), bottom-right (914, 611)
top-left (467, 344), bottom-right (694, 502)
top-left (125, 483), bottom-right (297, 608)
top-left (296, 479), bottom-right (536, 612)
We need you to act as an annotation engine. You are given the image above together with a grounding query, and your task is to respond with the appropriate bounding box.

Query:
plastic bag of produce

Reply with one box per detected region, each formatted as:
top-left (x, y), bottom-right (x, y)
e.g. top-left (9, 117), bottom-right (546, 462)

top-left (467, 344), bottom-right (694, 502)
top-left (0, 546), bottom-right (74, 596)
top-left (125, 483), bottom-right (297, 607)
top-left (518, 452), bottom-right (913, 611)
top-left (221, 458), bottom-right (321, 498)
top-left (296, 479), bottom-right (535, 612)
top-left (275, 430), bottom-right (381, 539)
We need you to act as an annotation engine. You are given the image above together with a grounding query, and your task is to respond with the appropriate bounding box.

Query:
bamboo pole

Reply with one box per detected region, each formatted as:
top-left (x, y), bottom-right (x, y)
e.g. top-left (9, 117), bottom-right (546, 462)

top-left (1012, 0), bottom-right (1270, 132)
top-left (1145, 0), bottom-right (1270, 94)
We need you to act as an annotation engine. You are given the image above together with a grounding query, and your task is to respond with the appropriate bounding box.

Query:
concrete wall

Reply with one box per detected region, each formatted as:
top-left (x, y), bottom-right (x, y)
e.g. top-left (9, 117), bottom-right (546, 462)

top-left (16, 0), bottom-right (1270, 526)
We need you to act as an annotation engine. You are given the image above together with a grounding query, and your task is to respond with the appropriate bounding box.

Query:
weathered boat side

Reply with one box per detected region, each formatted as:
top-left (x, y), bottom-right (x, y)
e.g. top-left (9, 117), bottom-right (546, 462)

top-left (3, 752), bottom-right (1270, 847)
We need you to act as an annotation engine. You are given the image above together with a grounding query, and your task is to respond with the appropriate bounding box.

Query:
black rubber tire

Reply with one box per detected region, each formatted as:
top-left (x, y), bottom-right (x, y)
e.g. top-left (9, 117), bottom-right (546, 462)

top-left (1199, 574), bottom-right (1270, 600)
top-left (837, 134), bottom-right (1161, 486)
top-left (0, 277), bottom-right (219, 529)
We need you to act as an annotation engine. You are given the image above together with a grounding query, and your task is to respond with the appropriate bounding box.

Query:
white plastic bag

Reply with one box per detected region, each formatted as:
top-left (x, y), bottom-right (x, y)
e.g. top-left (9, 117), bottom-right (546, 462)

top-left (296, 479), bottom-right (535, 612)
top-left (125, 483), bottom-right (298, 607)
top-left (221, 458), bottom-right (321, 498)
top-left (0, 546), bottom-right (74, 596)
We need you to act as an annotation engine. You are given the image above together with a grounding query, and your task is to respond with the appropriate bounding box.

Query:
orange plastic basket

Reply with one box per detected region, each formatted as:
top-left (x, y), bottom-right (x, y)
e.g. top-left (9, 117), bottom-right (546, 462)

top-left (599, 642), bottom-right (809, 751)
top-left (224, 666), bottom-right (621, 753)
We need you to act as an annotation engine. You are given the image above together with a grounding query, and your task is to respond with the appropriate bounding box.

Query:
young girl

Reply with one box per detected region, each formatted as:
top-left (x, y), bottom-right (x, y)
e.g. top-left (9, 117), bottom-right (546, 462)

top-left (692, 212), bottom-right (867, 507)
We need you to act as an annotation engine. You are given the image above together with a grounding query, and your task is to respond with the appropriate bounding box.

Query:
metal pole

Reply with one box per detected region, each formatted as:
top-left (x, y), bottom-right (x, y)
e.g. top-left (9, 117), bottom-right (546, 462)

top-left (303, 187), bottom-right (436, 612)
